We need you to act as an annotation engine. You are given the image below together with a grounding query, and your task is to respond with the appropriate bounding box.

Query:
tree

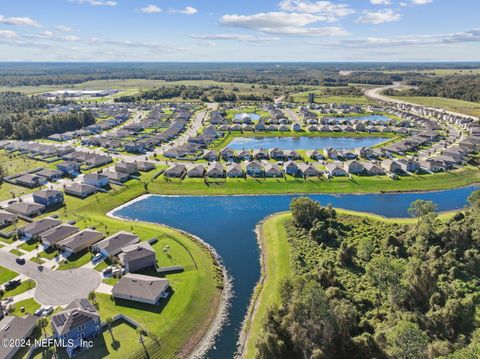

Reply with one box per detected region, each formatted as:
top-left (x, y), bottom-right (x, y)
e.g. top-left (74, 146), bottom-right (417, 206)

top-left (408, 200), bottom-right (438, 218)
top-left (290, 197), bottom-right (335, 230)
top-left (106, 317), bottom-right (114, 340)
top-left (88, 291), bottom-right (97, 306)
top-left (384, 320), bottom-right (429, 359)
top-left (467, 190), bottom-right (480, 208)
top-left (366, 256), bottom-right (405, 309)
top-left (37, 317), bottom-right (49, 338)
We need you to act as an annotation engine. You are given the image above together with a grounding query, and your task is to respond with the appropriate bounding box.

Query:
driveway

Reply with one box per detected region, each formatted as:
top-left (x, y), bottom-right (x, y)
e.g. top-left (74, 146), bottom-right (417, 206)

top-left (0, 250), bottom-right (101, 306)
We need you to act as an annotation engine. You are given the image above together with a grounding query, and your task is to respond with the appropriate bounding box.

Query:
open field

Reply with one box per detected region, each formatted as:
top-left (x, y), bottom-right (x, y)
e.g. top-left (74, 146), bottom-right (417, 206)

top-left (382, 68), bottom-right (480, 76)
top-left (0, 265), bottom-right (18, 284)
top-left (392, 96), bottom-right (480, 117)
top-left (291, 92), bottom-right (371, 105)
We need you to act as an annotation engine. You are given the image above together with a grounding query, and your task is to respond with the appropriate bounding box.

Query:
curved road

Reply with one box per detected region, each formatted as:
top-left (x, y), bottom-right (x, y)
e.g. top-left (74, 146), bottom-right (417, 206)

top-left (0, 250), bottom-right (101, 306)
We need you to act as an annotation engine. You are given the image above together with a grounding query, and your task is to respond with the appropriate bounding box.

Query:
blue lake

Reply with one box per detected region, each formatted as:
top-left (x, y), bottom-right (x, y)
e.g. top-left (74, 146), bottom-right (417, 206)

top-left (228, 136), bottom-right (390, 150)
top-left (340, 114), bottom-right (391, 122)
top-left (234, 113), bottom-right (261, 121)
top-left (112, 186), bottom-right (479, 359)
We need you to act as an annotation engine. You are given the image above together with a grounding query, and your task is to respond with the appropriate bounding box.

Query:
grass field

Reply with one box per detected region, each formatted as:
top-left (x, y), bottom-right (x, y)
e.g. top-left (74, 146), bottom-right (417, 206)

top-left (2, 279), bottom-right (36, 298)
top-left (392, 96), bottom-right (480, 117)
top-left (0, 265), bottom-right (18, 284)
top-left (291, 90), bottom-right (371, 105)
top-left (11, 298), bottom-right (41, 316)
top-left (242, 212), bottom-right (292, 359)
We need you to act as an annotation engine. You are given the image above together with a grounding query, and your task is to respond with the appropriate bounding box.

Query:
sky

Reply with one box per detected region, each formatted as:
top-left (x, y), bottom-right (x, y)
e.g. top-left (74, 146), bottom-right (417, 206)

top-left (0, 0), bottom-right (479, 62)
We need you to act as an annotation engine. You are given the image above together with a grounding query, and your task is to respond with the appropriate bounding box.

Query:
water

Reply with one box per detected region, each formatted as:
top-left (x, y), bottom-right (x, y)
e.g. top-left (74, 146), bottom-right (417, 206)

top-left (340, 115), bottom-right (391, 122)
top-left (234, 113), bottom-right (261, 121)
top-left (228, 136), bottom-right (389, 150)
top-left (112, 186), bottom-right (479, 359)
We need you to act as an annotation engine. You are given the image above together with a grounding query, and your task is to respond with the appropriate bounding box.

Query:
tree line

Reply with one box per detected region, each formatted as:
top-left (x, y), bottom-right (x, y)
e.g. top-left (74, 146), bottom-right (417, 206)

top-left (256, 195), bottom-right (480, 359)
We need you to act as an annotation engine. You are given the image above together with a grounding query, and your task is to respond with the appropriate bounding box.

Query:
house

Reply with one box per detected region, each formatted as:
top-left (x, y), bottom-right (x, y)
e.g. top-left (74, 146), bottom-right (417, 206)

top-left (0, 315), bottom-right (37, 359)
top-left (285, 161), bottom-right (301, 176)
top-left (298, 163), bottom-right (319, 177)
top-left (51, 298), bottom-right (101, 358)
top-left (32, 189), bottom-right (64, 207)
top-left (246, 161), bottom-right (264, 177)
top-left (396, 159), bottom-right (420, 173)
top-left (253, 149), bottom-right (269, 160)
top-left (292, 123), bottom-right (302, 131)
top-left (269, 148), bottom-right (285, 160)
top-left (40, 224), bottom-right (80, 247)
top-left (59, 229), bottom-right (105, 256)
top-left (36, 169), bottom-right (63, 181)
top-left (220, 148), bottom-right (235, 161)
top-left (83, 173), bottom-right (109, 188)
top-left (137, 161), bottom-right (155, 172)
top-left (419, 160), bottom-right (445, 173)
top-left (237, 150), bottom-right (252, 161)
top-left (187, 165), bottom-right (205, 178)
top-left (112, 273), bottom-right (170, 305)
top-left (381, 159), bottom-right (402, 173)
top-left (103, 171), bottom-right (130, 183)
top-left (119, 241), bottom-right (157, 272)
top-left (57, 161), bottom-right (80, 176)
top-left (64, 183), bottom-right (97, 198)
top-left (7, 202), bottom-right (46, 218)
top-left (15, 174), bottom-right (47, 188)
top-left (18, 218), bottom-right (62, 240)
top-left (363, 162), bottom-right (385, 176)
top-left (284, 150), bottom-right (302, 160)
top-left (344, 160), bottom-right (364, 175)
top-left (325, 163), bottom-right (348, 176)
top-left (306, 150), bottom-right (324, 160)
top-left (203, 150), bottom-right (219, 162)
top-left (264, 163), bottom-right (284, 177)
top-left (0, 212), bottom-right (16, 228)
top-left (164, 164), bottom-right (186, 178)
top-left (226, 163), bottom-right (244, 178)
top-left (206, 163), bottom-right (225, 178)
top-left (92, 231), bottom-right (140, 257)
top-left (115, 162), bottom-right (138, 175)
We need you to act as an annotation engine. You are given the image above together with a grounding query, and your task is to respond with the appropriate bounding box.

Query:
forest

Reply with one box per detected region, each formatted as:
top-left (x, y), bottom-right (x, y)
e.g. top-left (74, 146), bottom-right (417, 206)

top-left (385, 76), bottom-right (480, 103)
top-left (0, 92), bottom-right (95, 140)
top-left (257, 196), bottom-right (480, 359)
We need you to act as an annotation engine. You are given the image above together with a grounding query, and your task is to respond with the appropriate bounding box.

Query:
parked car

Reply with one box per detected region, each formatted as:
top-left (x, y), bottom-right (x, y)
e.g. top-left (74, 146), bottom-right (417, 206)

top-left (43, 306), bottom-right (54, 316)
top-left (92, 253), bottom-right (103, 263)
top-left (16, 257), bottom-right (25, 265)
top-left (5, 279), bottom-right (21, 290)
top-left (102, 266), bottom-right (113, 276)
top-left (34, 308), bottom-right (44, 316)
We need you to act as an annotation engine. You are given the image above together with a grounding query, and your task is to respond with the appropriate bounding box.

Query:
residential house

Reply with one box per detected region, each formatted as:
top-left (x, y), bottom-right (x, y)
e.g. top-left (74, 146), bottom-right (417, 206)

top-left (36, 169), bottom-right (63, 182)
top-left (51, 298), bottom-right (101, 358)
top-left (7, 202), bottom-right (46, 218)
top-left (59, 229), bottom-right (104, 256)
top-left (186, 165), bottom-right (206, 178)
top-left (284, 150), bottom-right (301, 160)
top-left (115, 162), bottom-right (138, 175)
top-left (15, 174), bottom-right (47, 188)
top-left (325, 163), bottom-right (348, 176)
top-left (0, 212), bottom-right (17, 228)
top-left (225, 163), bottom-right (244, 178)
top-left (298, 163), bottom-right (319, 177)
top-left (103, 171), bottom-right (130, 183)
top-left (164, 164), bottom-right (186, 178)
top-left (64, 183), bottom-right (97, 198)
top-left (396, 159), bottom-right (420, 173)
top-left (83, 173), bottom-right (109, 188)
top-left (246, 161), bottom-right (264, 177)
top-left (0, 315), bottom-right (37, 359)
top-left (57, 161), bottom-right (80, 176)
top-left (285, 161), bottom-right (301, 176)
top-left (269, 148), bottom-right (285, 160)
top-left (118, 241), bottom-right (157, 272)
top-left (253, 149), bottom-right (269, 160)
top-left (264, 163), bottom-right (284, 178)
top-left (137, 161), bottom-right (155, 172)
top-left (206, 163), bottom-right (225, 178)
top-left (381, 159), bottom-right (402, 173)
top-left (92, 231), bottom-right (139, 257)
top-left (363, 162), bottom-right (385, 176)
top-left (40, 224), bottom-right (80, 247)
top-left (203, 150), bottom-right (219, 162)
top-left (220, 148), bottom-right (235, 161)
top-left (306, 150), bottom-right (324, 160)
top-left (344, 160), bottom-right (364, 175)
top-left (419, 160), bottom-right (445, 173)
top-left (32, 189), bottom-right (64, 207)
top-left (112, 273), bottom-right (170, 305)
top-left (18, 218), bottom-right (62, 240)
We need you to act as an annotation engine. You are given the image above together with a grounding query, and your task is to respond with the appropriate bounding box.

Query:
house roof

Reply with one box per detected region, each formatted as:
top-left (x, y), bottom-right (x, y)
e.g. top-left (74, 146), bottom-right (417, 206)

top-left (40, 224), bottom-right (80, 245)
top-left (51, 298), bottom-right (99, 336)
top-left (59, 229), bottom-right (104, 252)
top-left (19, 218), bottom-right (61, 236)
top-left (94, 231), bottom-right (139, 255)
top-left (112, 273), bottom-right (169, 303)
top-left (119, 241), bottom-right (156, 263)
top-left (7, 202), bottom-right (46, 216)
top-left (0, 315), bottom-right (37, 358)
top-left (36, 169), bottom-right (63, 178)
top-left (32, 189), bottom-right (63, 199)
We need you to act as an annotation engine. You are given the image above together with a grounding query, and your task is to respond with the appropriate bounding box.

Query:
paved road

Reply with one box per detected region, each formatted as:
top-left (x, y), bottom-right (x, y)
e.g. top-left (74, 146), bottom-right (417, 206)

top-left (0, 250), bottom-right (101, 305)
top-left (160, 110), bottom-right (206, 153)
top-left (284, 109), bottom-right (302, 126)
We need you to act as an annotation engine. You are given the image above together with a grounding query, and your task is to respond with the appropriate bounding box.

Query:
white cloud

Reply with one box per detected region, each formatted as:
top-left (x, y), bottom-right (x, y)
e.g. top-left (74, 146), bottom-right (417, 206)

top-left (56, 25), bottom-right (74, 32)
top-left (69, 0), bottom-right (117, 7)
top-left (411, 0), bottom-right (432, 4)
top-left (63, 35), bottom-right (81, 41)
top-left (190, 33), bottom-right (279, 43)
top-left (0, 15), bottom-right (41, 27)
top-left (37, 31), bottom-right (54, 37)
top-left (278, 0), bottom-right (355, 17)
top-left (180, 6), bottom-right (198, 15)
top-left (370, 0), bottom-right (392, 5)
top-left (0, 30), bottom-right (18, 38)
top-left (357, 9), bottom-right (401, 24)
top-left (141, 5), bottom-right (161, 14)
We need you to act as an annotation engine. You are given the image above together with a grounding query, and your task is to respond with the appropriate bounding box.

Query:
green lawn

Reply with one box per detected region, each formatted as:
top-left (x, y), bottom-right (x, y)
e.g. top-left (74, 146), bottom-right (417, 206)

top-left (11, 298), bottom-right (41, 316)
top-left (10, 249), bottom-right (23, 256)
top-left (19, 240), bottom-right (39, 252)
top-left (392, 96), bottom-right (480, 118)
top-left (0, 265), bottom-right (18, 285)
top-left (38, 247), bottom-right (59, 260)
top-left (57, 250), bottom-right (92, 270)
top-left (2, 279), bottom-right (36, 298)
top-left (242, 213), bottom-right (292, 359)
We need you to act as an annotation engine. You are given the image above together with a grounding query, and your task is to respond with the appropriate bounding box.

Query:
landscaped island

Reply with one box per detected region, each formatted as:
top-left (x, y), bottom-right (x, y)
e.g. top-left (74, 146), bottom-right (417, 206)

top-left (242, 196), bottom-right (480, 358)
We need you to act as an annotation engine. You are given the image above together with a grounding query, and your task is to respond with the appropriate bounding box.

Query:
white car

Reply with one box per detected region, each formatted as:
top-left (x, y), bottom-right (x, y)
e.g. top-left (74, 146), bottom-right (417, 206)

top-left (92, 253), bottom-right (103, 263)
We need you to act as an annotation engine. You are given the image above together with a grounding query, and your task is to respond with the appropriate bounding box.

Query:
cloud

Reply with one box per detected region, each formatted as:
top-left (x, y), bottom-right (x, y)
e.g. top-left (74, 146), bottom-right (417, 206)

top-left (190, 33), bottom-right (279, 43)
top-left (180, 6), bottom-right (197, 15)
top-left (0, 15), bottom-right (41, 27)
top-left (411, 0), bottom-right (432, 4)
top-left (141, 5), bottom-right (161, 14)
top-left (278, 0), bottom-right (355, 17)
top-left (56, 25), bottom-right (74, 32)
top-left (0, 30), bottom-right (18, 39)
top-left (316, 28), bottom-right (480, 48)
top-left (370, 0), bottom-right (392, 4)
top-left (88, 37), bottom-right (185, 52)
top-left (357, 9), bottom-right (401, 24)
top-left (69, 0), bottom-right (117, 7)
top-left (219, 11), bottom-right (347, 36)
top-left (37, 31), bottom-right (54, 38)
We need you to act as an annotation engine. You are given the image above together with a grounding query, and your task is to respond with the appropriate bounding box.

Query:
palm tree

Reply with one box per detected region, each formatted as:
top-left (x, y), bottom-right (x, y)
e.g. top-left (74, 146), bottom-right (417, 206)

top-left (37, 317), bottom-right (48, 338)
top-left (105, 317), bottom-right (114, 341)
top-left (88, 291), bottom-right (97, 306)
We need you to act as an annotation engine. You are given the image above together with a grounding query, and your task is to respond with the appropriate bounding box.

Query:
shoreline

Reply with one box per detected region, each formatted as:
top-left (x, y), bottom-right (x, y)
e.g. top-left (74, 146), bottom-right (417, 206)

top-left (107, 209), bottom-right (233, 359)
